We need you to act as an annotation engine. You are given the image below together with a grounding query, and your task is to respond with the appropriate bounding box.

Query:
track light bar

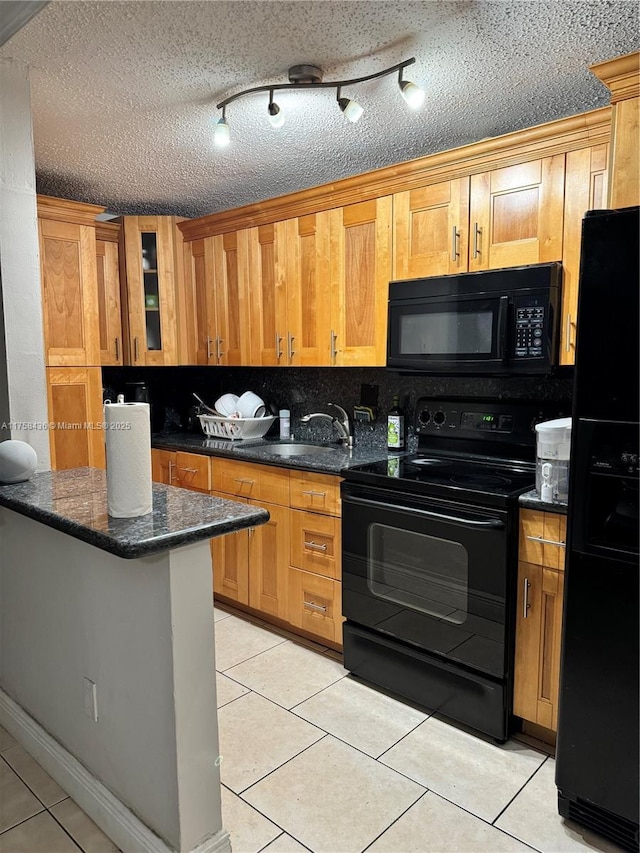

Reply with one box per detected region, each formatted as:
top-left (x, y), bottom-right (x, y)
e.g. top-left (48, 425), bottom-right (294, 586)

top-left (213, 57), bottom-right (424, 146)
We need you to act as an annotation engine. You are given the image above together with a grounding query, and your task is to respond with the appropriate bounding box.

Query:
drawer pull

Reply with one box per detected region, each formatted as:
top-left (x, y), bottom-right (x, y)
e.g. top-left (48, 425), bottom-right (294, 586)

top-left (234, 478), bottom-right (255, 486)
top-left (304, 540), bottom-right (328, 552)
top-left (526, 535), bottom-right (565, 548)
top-left (178, 467), bottom-right (198, 474)
top-left (304, 600), bottom-right (327, 613)
top-left (302, 489), bottom-right (327, 498)
top-left (523, 577), bottom-right (531, 620)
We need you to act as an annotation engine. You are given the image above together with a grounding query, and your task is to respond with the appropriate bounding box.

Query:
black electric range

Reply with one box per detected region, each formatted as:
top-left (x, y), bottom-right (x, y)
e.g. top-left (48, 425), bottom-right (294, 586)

top-left (341, 397), bottom-right (564, 741)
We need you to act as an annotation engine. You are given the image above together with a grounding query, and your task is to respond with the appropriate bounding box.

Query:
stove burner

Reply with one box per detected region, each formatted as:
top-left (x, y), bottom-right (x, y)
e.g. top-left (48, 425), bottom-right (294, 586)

top-left (450, 474), bottom-right (511, 487)
top-left (411, 458), bottom-right (451, 467)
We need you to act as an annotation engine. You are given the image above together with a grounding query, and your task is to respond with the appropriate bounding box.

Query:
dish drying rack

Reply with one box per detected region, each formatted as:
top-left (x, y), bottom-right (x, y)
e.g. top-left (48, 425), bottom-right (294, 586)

top-left (198, 414), bottom-right (276, 441)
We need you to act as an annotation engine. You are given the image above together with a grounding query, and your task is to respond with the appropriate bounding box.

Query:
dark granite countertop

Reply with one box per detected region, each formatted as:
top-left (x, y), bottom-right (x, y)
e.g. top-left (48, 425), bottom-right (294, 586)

top-left (152, 432), bottom-right (400, 475)
top-left (519, 489), bottom-right (568, 514)
top-left (0, 467), bottom-right (269, 559)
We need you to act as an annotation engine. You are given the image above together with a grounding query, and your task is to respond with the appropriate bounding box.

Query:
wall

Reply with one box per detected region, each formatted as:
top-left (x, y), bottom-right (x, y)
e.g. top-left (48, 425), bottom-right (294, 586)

top-left (0, 58), bottom-right (49, 467)
top-left (103, 365), bottom-right (573, 446)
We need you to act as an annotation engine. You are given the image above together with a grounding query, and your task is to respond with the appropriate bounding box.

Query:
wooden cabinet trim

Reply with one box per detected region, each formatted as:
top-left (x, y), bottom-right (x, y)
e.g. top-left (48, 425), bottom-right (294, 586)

top-left (37, 194), bottom-right (104, 227)
top-left (591, 51), bottom-right (640, 103)
top-left (179, 108), bottom-right (611, 240)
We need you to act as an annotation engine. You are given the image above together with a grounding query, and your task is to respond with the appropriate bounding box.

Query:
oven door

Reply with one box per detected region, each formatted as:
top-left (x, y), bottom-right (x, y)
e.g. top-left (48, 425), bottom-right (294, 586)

top-left (387, 293), bottom-right (509, 372)
top-left (342, 483), bottom-right (511, 679)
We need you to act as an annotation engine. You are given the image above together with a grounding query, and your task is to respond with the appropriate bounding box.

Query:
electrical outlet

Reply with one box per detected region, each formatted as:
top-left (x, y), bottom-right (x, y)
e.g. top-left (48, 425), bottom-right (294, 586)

top-left (83, 677), bottom-right (98, 722)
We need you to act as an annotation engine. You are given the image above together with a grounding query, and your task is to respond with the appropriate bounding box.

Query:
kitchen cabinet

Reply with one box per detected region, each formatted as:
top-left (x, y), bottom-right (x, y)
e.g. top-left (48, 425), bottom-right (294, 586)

top-left (37, 196), bottom-right (103, 367)
top-left (182, 237), bottom-right (215, 365)
top-left (329, 197), bottom-right (393, 366)
top-left (120, 216), bottom-right (179, 365)
top-left (211, 491), bottom-right (250, 606)
top-left (393, 179), bottom-right (470, 278)
top-left (560, 144), bottom-right (609, 364)
top-left (46, 367), bottom-right (105, 470)
top-left (95, 221), bottom-right (123, 366)
top-left (247, 501), bottom-right (289, 619)
top-left (210, 230), bottom-right (250, 365)
top-left (288, 567), bottom-right (343, 645)
top-left (514, 508), bottom-right (566, 733)
top-left (151, 449), bottom-right (211, 492)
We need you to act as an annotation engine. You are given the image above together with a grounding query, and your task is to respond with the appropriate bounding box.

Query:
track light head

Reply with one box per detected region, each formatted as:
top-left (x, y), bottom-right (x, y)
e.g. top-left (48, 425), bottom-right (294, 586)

top-left (213, 115), bottom-right (230, 147)
top-left (267, 99), bottom-right (285, 128)
top-left (398, 76), bottom-right (425, 110)
top-left (337, 94), bottom-right (364, 124)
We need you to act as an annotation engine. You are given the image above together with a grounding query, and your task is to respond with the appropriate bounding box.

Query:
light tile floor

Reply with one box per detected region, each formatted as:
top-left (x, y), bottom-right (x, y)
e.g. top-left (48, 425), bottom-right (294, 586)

top-left (0, 604), bottom-right (626, 853)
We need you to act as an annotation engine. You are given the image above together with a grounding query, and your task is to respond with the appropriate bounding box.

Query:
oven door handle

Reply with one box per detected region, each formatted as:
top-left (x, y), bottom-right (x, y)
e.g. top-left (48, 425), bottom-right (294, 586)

top-left (344, 494), bottom-right (505, 529)
top-left (497, 295), bottom-right (509, 361)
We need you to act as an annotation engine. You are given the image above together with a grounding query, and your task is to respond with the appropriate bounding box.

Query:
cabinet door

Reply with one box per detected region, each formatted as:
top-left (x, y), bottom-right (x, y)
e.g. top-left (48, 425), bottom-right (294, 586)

top-left (211, 491), bottom-right (249, 605)
top-left (393, 179), bottom-right (470, 278)
top-left (247, 224), bottom-right (287, 366)
top-left (290, 510), bottom-right (341, 579)
top-left (39, 219), bottom-right (100, 367)
top-left (96, 231), bottom-right (123, 366)
top-left (151, 449), bottom-right (175, 484)
top-left (329, 197), bottom-right (393, 366)
top-left (284, 213), bottom-right (332, 366)
top-left (122, 216), bottom-right (178, 366)
top-left (212, 231), bottom-right (249, 365)
top-left (248, 501), bottom-right (289, 619)
top-left (514, 561), bottom-right (565, 731)
top-left (560, 144), bottom-right (609, 364)
top-left (468, 157), bottom-right (565, 271)
top-left (46, 367), bottom-right (105, 470)
top-left (183, 238), bottom-right (216, 365)
top-left (287, 567), bottom-right (343, 645)
top-left (173, 451), bottom-right (211, 492)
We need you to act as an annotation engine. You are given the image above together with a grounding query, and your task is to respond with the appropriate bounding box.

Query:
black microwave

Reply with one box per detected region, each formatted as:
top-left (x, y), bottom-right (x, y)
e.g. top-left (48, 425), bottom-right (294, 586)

top-left (387, 262), bottom-right (562, 375)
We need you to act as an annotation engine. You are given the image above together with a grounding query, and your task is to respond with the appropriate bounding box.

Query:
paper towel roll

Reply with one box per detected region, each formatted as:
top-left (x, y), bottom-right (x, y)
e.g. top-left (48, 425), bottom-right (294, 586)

top-left (105, 403), bottom-right (153, 518)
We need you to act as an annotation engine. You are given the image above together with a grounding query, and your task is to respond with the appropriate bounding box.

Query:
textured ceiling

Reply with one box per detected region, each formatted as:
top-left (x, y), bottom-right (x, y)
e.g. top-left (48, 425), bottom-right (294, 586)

top-left (1, 1), bottom-right (638, 217)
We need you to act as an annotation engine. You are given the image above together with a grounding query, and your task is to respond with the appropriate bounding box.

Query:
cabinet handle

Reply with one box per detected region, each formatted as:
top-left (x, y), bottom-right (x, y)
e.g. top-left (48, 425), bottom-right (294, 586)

top-left (168, 460), bottom-right (176, 482)
top-left (523, 577), bottom-right (531, 620)
top-left (565, 313), bottom-right (575, 353)
top-left (178, 467), bottom-right (198, 475)
top-left (217, 337), bottom-right (224, 362)
top-left (472, 222), bottom-right (482, 259)
top-left (206, 336), bottom-right (213, 360)
top-left (275, 333), bottom-right (283, 360)
top-left (451, 225), bottom-right (460, 261)
top-left (287, 332), bottom-right (295, 360)
top-left (134, 336), bottom-right (139, 362)
top-left (302, 489), bottom-right (327, 498)
top-left (234, 477), bottom-right (255, 486)
top-left (248, 527), bottom-right (255, 538)
top-left (304, 540), bottom-right (328, 552)
top-left (304, 600), bottom-right (327, 613)
top-left (114, 336), bottom-right (119, 361)
top-left (526, 535), bottom-right (566, 547)
top-left (330, 329), bottom-right (338, 362)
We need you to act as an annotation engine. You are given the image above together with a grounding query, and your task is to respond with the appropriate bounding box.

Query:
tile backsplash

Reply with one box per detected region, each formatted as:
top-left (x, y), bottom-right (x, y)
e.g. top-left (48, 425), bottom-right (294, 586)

top-left (102, 365), bottom-right (573, 444)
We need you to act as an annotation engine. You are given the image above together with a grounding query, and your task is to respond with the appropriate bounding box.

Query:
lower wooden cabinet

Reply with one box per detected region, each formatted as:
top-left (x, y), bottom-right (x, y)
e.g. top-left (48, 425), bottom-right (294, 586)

top-left (514, 508), bottom-right (567, 732)
top-left (151, 449), bottom-right (211, 491)
top-left (46, 367), bottom-right (105, 470)
top-left (211, 491), bottom-right (250, 606)
top-left (287, 567), bottom-right (343, 645)
top-left (247, 501), bottom-right (289, 619)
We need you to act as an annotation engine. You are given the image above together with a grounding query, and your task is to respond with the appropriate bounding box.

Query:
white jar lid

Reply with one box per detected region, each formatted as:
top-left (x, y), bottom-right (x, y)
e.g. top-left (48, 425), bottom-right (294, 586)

top-left (279, 409), bottom-right (290, 417)
top-left (535, 417), bottom-right (572, 434)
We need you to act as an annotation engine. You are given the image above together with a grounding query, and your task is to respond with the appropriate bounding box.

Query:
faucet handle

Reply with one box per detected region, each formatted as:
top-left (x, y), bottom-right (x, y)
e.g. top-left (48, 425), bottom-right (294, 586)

top-left (328, 402), bottom-right (349, 423)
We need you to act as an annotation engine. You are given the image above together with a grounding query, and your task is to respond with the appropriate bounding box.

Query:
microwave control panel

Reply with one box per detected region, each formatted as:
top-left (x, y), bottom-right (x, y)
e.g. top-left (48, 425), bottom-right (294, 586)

top-left (514, 304), bottom-right (545, 358)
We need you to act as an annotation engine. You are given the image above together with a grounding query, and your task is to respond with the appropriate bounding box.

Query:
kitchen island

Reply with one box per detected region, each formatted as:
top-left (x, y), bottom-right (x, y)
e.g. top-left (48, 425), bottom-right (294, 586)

top-left (0, 468), bottom-right (268, 853)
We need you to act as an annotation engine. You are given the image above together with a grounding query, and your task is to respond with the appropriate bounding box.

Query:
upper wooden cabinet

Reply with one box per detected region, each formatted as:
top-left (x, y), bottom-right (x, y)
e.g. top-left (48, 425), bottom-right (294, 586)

top-left (329, 197), bottom-right (393, 366)
top-left (37, 196), bottom-right (104, 367)
top-left (182, 237), bottom-right (216, 365)
top-left (120, 216), bottom-right (179, 365)
top-left (393, 179), bottom-right (470, 279)
top-left (95, 221), bottom-right (123, 366)
top-left (211, 231), bottom-right (249, 365)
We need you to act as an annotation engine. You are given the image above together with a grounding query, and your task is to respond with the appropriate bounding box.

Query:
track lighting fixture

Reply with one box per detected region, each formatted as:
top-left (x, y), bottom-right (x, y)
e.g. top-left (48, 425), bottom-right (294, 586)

top-left (214, 57), bottom-right (424, 147)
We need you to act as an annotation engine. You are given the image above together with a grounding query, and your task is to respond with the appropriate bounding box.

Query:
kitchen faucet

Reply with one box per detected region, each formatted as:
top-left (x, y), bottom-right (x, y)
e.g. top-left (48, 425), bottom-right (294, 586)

top-left (300, 402), bottom-right (353, 448)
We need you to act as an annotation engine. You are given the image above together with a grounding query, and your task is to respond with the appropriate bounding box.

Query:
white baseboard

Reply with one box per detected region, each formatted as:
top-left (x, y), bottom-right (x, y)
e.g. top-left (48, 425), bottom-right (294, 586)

top-left (0, 689), bottom-right (231, 853)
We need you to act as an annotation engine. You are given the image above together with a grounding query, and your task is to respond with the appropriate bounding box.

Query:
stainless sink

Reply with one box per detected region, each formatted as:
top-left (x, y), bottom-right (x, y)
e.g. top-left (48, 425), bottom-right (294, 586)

top-left (259, 443), bottom-right (343, 457)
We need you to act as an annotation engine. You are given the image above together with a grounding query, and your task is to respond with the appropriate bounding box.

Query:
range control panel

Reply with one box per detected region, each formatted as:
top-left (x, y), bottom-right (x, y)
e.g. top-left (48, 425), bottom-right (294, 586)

top-left (415, 398), bottom-right (566, 448)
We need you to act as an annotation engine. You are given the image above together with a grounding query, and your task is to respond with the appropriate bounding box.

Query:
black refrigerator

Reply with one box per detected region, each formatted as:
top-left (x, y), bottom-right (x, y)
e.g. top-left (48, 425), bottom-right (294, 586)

top-left (556, 206), bottom-right (639, 852)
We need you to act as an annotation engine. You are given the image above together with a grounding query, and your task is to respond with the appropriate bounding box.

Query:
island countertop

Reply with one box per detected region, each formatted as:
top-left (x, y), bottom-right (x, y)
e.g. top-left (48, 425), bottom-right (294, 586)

top-left (0, 467), bottom-right (269, 559)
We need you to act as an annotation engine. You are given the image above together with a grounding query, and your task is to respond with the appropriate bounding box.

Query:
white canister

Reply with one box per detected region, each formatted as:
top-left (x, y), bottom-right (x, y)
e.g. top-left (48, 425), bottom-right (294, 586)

top-left (535, 417), bottom-right (572, 502)
top-left (279, 410), bottom-right (291, 440)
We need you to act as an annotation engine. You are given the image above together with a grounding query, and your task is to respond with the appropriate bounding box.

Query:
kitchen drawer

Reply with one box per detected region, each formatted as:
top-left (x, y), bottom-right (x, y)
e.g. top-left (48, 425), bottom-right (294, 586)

top-left (213, 458), bottom-right (290, 505)
top-left (287, 567), bottom-right (343, 645)
top-left (174, 452), bottom-right (211, 491)
top-left (290, 510), bottom-right (341, 579)
top-left (289, 471), bottom-right (341, 516)
top-left (519, 509), bottom-right (567, 570)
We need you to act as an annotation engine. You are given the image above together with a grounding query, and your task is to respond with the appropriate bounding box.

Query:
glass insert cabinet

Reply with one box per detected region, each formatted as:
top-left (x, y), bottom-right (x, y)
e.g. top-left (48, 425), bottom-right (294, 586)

top-left (121, 216), bottom-right (178, 365)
